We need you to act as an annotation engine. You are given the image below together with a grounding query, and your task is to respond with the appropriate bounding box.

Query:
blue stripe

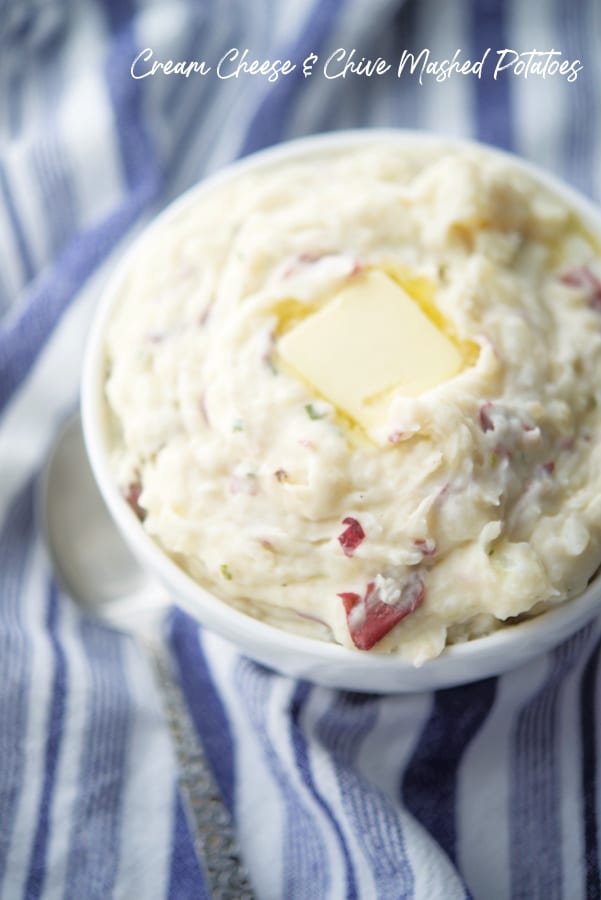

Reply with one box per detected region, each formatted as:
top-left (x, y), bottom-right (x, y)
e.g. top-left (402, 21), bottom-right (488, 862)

top-left (305, 2), bottom-right (417, 136)
top-left (352, 28), bottom-right (397, 131)
top-left (392, 0), bottom-right (421, 130)
top-left (510, 629), bottom-right (589, 900)
top-left (23, 581), bottom-right (68, 899)
top-left (556, 9), bottom-right (599, 885)
top-left (234, 657), bottom-right (330, 896)
top-left (156, 9), bottom-right (243, 194)
top-left (161, 4), bottom-right (213, 115)
top-left (509, 634), bottom-right (586, 899)
top-left (101, 0), bottom-right (158, 192)
top-left (0, 0), bottom-right (161, 415)
top-left (63, 621), bottom-right (130, 899)
top-left (0, 14), bottom-right (70, 314)
top-left (35, 22), bottom-right (78, 256)
top-left (32, 136), bottom-right (77, 258)
top-left (239, 0), bottom-right (348, 156)
top-left (317, 692), bottom-right (416, 897)
top-left (580, 632), bottom-right (601, 898)
top-left (471, 0), bottom-right (514, 149)
top-left (402, 678), bottom-right (496, 864)
top-left (33, 31), bottom-right (79, 257)
top-left (7, 67), bottom-right (21, 136)
top-left (0, 193), bottom-right (151, 416)
top-left (557, 0), bottom-right (596, 195)
top-left (290, 684), bottom-right (359, 899)
top-left (167, 789), bottom-right (209, 900)
top-left (168, 609), bottom-right (236, 812)
top-left (0, 261), bottom-right (12, 319)
top-left (0, 480), bottom-right (34, 885)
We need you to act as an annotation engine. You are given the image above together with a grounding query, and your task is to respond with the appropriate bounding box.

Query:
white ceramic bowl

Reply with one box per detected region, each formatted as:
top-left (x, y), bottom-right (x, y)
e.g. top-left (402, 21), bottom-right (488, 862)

top-left (81, 129), bottom-right (601, 693)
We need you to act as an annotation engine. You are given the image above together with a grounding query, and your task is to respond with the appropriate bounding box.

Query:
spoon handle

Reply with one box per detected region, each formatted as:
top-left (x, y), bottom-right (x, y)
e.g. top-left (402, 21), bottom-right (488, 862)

top-left (41, 413), bottom-right (252, 892)
top-left (147, 633), bottom-right (255, 899)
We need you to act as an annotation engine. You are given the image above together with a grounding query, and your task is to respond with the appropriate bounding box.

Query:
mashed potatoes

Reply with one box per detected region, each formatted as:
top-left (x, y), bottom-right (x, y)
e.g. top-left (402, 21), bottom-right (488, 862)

top-left (104, 139), bottom-right (601, 664)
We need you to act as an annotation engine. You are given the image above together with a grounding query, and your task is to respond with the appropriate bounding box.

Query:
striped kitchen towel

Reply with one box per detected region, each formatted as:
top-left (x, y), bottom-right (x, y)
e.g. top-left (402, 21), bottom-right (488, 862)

top-left (1, 0), bottom-right (600, 898)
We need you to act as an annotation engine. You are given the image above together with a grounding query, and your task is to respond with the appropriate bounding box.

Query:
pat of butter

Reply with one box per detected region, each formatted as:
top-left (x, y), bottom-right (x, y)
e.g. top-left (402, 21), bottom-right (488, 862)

top-left (278, 270), bottom-right (463, 433)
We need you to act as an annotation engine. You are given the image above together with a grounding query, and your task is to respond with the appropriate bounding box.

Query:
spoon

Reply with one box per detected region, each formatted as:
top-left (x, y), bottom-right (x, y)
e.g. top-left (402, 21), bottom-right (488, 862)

top-left (40, 413), bottom-right (253, 899)
top-left (41, 414), bottom-right (168, 632)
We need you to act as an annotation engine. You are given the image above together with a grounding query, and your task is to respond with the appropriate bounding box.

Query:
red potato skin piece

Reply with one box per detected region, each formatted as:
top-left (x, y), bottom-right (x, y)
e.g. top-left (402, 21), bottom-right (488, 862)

top-left (338, 577), bottom-right (425, 651)
top-left (560, 267), bottom-right (601, 311)
top-left (282, 252), bottom-right (321, 277)
top-left (387, 430), bottom-right (406, 445)
top-left (493, 443), bottom-right (513, 462)
top-left (414, 539), bottom-right (436, 557)
top-left (479, 402), bottom-right (495, 433)
top-left (125, 482), bottom-right (145, 521)
top-left (338, 517), bottom-right (365, 557)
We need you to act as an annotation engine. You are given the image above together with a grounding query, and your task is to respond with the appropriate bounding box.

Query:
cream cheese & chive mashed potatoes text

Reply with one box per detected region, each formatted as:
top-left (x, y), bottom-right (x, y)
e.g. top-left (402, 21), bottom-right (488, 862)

top-left (104, 141), bottom-right (601, 664)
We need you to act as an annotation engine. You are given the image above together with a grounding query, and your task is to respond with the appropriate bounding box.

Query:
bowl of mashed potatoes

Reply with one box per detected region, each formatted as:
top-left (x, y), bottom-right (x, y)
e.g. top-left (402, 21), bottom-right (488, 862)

top-left (81, 130), bottom-right (601, 692)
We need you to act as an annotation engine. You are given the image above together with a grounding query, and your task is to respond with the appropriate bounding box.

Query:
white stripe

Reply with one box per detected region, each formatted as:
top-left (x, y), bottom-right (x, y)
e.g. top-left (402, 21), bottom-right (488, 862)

top-left (56, 3), bottom-right (124, 231)
top-left (586, 0), bottom-right (601, 202)
top-left (164, 0), bottom-right (406, 194)
top-left (132, 1), bottom-right (191, 162)
top-left (0, 283), bottom-right (98, 523)
top-left (361, 25), bottom-right (402, 131)
top-left (509, 0), bottom-right (567, 172)
top-left (40, 588), bottom-right (93, 898)
top-left (415, 0), bottom-right (473, 140)
top-left (361, 693), bottom-right (466, 900)
top-left (456, 653), bottom-right (552, 900)
top-left (0, 189), bottom-right (27, 307)
top-left (131, 1), bottom-right (209, 168)
top-left (297, 689), bottom-right (373, 898)
top-left (146, 0), bottom-right (272, 201)
top-left (161, 0), bottom-right (400, 197)
top-left (1, 40), bottom-right (51, 276)
top-left (0, 230), bottom-right (146, 525)
top-left (556, 625), bottom-right (598, 900)
top-left (162, 8), bottom-right (269, 197)
top-left (113, 637), bottom-right (175, 900)
top-left (190, 78), bottom-right (265, 176)
top-left (0, 542), bottom-right (55, 900)
top-left (359, 691), bottom-right (431, 796)
top-left (266, 677), bottom-right (345, 896)
top-left (403, 816), bottom-right (467, 900)
top-left (594, 630), bottom-right (601, 900)
top-left (201, 630), bottom-right (285, 900)
top-left (301, 689), bottom-right (453, 899)
top-left (284, 0), bottom-right (400, 136)
top-left (268, 0), bottom-right (308, 48)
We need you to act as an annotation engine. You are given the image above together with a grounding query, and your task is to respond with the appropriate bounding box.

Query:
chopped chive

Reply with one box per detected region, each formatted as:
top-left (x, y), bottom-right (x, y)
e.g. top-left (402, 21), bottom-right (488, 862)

top-left (233, 418), bottom-right (245, 432)
top-left (305, 403), bottom-right (325, 420)
top-left (220, 564), bottom-right (233, 580)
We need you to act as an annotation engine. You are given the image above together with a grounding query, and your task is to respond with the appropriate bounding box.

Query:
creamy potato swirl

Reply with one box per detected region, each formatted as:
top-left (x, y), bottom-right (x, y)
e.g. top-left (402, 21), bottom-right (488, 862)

top-left (104, 142), bottom-right (601, 664)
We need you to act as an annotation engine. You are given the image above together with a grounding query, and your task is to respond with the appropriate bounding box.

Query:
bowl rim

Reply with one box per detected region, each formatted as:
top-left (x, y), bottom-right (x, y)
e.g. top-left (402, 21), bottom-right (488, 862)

top-left (81, 127), bottom-right (601, 674)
